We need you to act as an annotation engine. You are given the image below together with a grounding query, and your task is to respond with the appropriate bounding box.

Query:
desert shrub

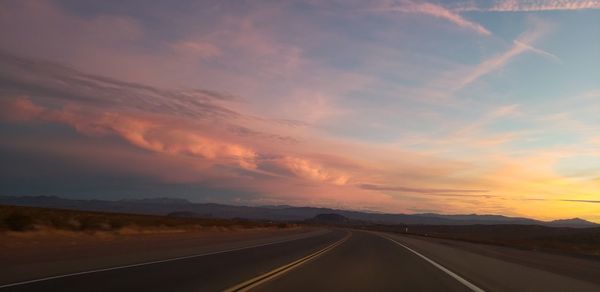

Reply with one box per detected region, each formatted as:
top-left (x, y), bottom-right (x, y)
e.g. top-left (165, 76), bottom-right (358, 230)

top-left (49, 215), bottom-right (78, 230)
top-left (78, 216), bottom-right (107, 231)
top-left (4, 213), bottom-right (35, 231)
top-left (108, 218), bottom-right (126, 230)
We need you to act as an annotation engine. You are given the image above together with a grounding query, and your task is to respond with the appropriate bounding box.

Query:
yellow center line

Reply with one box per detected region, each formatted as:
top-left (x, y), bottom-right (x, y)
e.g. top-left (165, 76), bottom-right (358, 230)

top-left (224, 230), bottom-right (352, 292)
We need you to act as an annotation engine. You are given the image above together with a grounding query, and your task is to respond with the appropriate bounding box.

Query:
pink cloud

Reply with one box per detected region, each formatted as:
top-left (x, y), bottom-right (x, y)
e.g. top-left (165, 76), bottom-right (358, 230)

top-left (8, 95), bottom-right (594, 220)
top-left (1, 98), bottom-right (407, 212)
top-left (277, 156), bottom-right (350, 185)
top-left (171, 41), bottom-right (222, 59)
top-left (2, 95), bottom-right (485, 205)
top-left (2, 97), bottom-right (258, 170)
top-left (1, 96), bottom-right (364, 189)
top-left (456, 0), bottom-right (600, 12)
top-left (0, 96), bottom-right (44, 121)
top-left (376, 1), bottom-right (491, 35)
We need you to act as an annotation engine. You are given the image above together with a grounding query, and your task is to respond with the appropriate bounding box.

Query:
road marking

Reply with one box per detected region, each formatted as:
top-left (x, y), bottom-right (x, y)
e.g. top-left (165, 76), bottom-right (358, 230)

top-left (377, 233), bottom-right (486, 292)
top-left (0, 230), bottom-right (329, 289)
top-left (225, 231), bottom-right (352, 292)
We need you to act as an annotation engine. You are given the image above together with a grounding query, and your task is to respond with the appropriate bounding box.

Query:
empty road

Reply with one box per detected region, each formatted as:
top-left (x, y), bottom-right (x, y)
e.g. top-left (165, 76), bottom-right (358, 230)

top-left (2, 229), bottom-right (599, 292)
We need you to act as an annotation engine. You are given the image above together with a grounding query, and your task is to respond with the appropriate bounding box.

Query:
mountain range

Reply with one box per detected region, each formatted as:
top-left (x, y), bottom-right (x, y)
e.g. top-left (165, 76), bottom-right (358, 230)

top-left (0, 195), bottom-right (597, 228)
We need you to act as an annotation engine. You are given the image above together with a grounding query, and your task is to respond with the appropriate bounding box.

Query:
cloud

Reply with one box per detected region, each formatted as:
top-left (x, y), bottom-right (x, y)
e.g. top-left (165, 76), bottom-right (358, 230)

top-left (171, 41), bottom-right (222, 59)
top-left (276, 156), bottom-right (350, 185)
top-left (1, 0), bottom-right (598, 221)
top-left (0, 53), bottom-right (370, 192)
top-left (513, 40), bottom-right (561, 62)
top-left (455, 0), bottom-right (600, 12)
top-left (0, 52), bottom-right (367, 191)
top-left (561, 199), bottom-right (600, 204)
top-left (455, 20), bottom-right (555, 90)
top-left (456, 104), bottom-right (520, 135)
top-left (427, 193), bottom-right (499, 198)
top-left (2, 93), bottom-right (484, 209)
top-left (0, 51), bottom-right (238, 118)
top-left (358, 183), bottom-right (487, 194)
top-left (0, 96), bottom-right (44, 122)
top-left (0, 51), bottom-right (302, 142)
top-left (1, 97), bottom-right (259, 169)
top-left (374, 1), bottom-right (491, 35)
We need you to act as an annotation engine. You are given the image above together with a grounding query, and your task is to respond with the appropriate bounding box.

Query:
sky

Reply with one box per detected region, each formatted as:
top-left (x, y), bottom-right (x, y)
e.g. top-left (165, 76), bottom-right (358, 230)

top-left (0, 0), bottom-right (599, 222)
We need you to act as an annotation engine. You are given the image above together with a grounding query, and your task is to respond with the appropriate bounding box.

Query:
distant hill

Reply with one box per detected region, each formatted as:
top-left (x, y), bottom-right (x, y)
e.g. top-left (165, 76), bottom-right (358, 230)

top-left (0, 195), bottom-right (597, 228)
top-left (548, 218), bottom-right (598, 228)
top-left (306, 213), bottom-right (354, 225)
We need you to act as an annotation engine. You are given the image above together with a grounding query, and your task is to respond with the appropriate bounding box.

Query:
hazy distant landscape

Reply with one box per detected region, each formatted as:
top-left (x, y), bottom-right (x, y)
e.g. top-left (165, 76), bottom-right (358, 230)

top-left (2, 195), bottom-right (597, 227)
top-left (2, 195), bottom-right (599, 259)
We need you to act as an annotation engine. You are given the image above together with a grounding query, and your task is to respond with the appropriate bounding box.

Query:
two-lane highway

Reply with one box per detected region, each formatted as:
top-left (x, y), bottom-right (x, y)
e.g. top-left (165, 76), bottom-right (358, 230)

top-left (254, 231), bottom-right (473, 292)
top-left (3, 229), bottom-right (599, 292)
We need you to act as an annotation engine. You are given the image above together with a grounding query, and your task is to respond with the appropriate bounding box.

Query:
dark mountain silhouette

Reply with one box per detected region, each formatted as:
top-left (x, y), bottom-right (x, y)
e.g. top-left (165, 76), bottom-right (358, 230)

top-left (548, 218), bottom-right (598, 228)
top-left (0, 195), bottom-right (597, 228)
top-left (306, 213), bottom-right (353, 225)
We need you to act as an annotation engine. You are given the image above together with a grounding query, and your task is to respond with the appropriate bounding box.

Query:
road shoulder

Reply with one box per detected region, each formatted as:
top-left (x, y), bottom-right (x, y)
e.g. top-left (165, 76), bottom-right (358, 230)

top-left (0, 227), bottom-right (324, 285)
top-left (381, 232), bottom-right (600, 292)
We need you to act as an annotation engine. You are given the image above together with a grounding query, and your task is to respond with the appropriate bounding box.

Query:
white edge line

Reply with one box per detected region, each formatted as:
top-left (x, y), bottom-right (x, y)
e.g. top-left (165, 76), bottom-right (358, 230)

top-left (377, 233), bottom-right (486, 292)
top-left (0, 229), bottom-right (329, 289)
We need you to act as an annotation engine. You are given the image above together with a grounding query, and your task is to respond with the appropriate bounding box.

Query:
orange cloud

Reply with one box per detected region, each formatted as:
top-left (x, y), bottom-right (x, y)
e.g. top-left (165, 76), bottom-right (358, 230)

top-left (277, 156), bottom-right (350, 185)
top-left (0, 96), bottom-right (44, 121)
top-left (4, 95), bottom-right (599, 221)
top-left (3, 97), bottom-right (258, 169)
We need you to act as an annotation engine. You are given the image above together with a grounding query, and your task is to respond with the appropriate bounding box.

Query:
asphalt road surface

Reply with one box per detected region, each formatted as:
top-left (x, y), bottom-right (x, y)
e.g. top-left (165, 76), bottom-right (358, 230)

top-left (255, 231), bottom-right (472, 292)
top-left (2, 229), bottom-right (599, 292)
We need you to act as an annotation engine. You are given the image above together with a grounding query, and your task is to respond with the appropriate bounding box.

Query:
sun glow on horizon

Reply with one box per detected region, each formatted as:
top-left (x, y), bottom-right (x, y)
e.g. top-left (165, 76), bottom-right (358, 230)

top-left (0, 0), bottom-right (599, 222)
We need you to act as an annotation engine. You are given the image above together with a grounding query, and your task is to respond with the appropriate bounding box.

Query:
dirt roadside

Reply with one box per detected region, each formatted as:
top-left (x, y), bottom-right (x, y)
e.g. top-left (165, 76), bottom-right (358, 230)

top-left (0, 227), bottom-right (323, 285)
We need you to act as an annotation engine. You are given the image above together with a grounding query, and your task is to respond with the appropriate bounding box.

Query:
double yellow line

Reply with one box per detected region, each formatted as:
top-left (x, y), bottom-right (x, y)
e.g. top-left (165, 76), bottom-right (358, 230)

top-left (225, 231), bottom-right (352, 292)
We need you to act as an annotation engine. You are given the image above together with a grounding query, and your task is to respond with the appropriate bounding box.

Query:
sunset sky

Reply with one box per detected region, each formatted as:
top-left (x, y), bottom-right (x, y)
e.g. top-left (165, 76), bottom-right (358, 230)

top-left (1, 0), bottom-right (599, 222)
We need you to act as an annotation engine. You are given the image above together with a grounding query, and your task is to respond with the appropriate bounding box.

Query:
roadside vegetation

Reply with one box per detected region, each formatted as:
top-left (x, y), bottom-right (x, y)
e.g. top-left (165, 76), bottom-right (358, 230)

top-left (369, 224), bottom-right (600, 258)
top-left (0, 205), bottom-right (293, 233)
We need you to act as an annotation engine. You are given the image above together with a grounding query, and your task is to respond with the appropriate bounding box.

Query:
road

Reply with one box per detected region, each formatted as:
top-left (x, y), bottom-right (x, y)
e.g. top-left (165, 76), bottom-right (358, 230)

top-left (254, 231), bottom-right (472, 292)
top-left (2, 229), bottom-right (599, 292)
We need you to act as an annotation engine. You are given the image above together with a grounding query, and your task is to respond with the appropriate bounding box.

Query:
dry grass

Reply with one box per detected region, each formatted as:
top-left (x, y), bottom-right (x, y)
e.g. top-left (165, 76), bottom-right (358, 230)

top-left (0, 205), bottom-right (293, 234)
top-left (368, 224), bottom-right (600, 257)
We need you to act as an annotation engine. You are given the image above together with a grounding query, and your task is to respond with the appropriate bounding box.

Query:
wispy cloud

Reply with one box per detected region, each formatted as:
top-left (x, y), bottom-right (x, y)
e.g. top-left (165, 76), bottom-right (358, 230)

top-left (562, 199), bottom-right (600, 204)
top-left (359, 183), bottom-right (487, 194)
top-left (427, 193), bottom-right (499, 198)
top-left (170, 41), bottom-right (222, 59)
top-left (374, 1), bottom-right (491, 35)
top-left (455, 19), bottom-right (556, 90)
top-left (455, 0), bottom-right (600, 12)
top-left (513, 40), bottom-right (561, 62)
top-left (457, 104), bottom-right (521, 135)
top-left (0, 51), bottom-right (300, 143)
top-left (0, 51), bottom-right (240, 120)
top-left (524, 198), bottom-right (600, 204)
